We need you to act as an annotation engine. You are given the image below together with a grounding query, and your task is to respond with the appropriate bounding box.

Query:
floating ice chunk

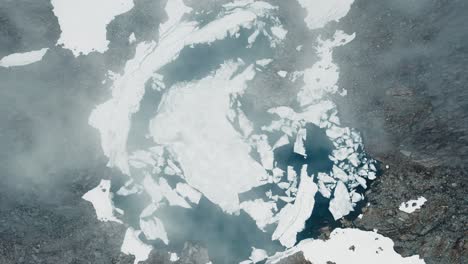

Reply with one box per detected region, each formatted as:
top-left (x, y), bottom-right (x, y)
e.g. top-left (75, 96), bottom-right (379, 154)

top-left (140, 216), bottom-right (169, 244)
top-left (297, 0), bottom-right (354, 30)
top-left (250, 248), bottom-right (268, 263)
top-left (296, 45), bottom-right (303, 51)
top-left (355, 176), bottom-right (367, 189)
top-left (348, 153), bottom-right (360, 167)
top-left (317, 173), bottom-right (336, 198)
top-left (143, 174), bottom-right (164, 203)
top-left (399, 197), bottom-right (427, 214)
top-left (273, 165), bottom-right (318, 247)
top-left (326, 125), bottom-right (347, 139)
top-left (252, 135), bottom-right (275, 170)
top-left (121, 228), bottom-right (153, 264)
top-left (293, 128), bottom-right (307, 156)
top-left (176, 183), bottom-right (202, 204)
top-left (267, 228), bottom-right (426, 264)
top-left (256, 58), bottom-right (273, 67)
top-left (248, 30), bottom-right (261, 46)
top-left (143, 175), bottom-right (191, 208)
top-left (329, 181), bottom-right (353, 220)
top-left (160, 178), bottom-right (191, 208)
top-left (318, 172), bottom-right (337, 184)
top-left (167, 160), bottom-right (183, 176)
top-left (277, 70), bottom-right (288, 78)
top-left (351, 191), bottom-right (363, 203)
top-left (332, 165), bottom-right (349, 182)
top-left (333, 147), bottom-right (353, 161)
top-left (0, 48), bottom-right (48, 68)
top-left (51, 0), bottom-right (134, 56)
top-left (287, 166), bottom-right (297, 182)
top-left (272, 167), bottom-right (284, 178)
top-left (116, 181), bottom-right (141, 196)
top-left (140, 203), bottom-right (159, 218)
top-left (270, 26), bottom-right (287, 40)
top-left (241, 199), bottom-right (277, 231)
top-left (82, 180), bottom-right (122, 223)
top-left (278, 196), bottom-right (295, 203)
top-left (318, 181), bottom-right (332, 198)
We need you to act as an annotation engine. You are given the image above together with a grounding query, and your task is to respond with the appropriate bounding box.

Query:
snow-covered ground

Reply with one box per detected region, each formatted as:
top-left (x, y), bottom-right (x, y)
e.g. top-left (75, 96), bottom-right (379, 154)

top-left (50, 0), bottom-right (134, 56)
top-left (268, 228), bottom-right (425, 264)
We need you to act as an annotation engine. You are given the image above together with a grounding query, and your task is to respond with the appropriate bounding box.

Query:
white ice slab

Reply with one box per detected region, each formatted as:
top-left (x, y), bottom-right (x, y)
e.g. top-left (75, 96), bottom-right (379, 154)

top-left (0, 48), bottom-right (48, 67)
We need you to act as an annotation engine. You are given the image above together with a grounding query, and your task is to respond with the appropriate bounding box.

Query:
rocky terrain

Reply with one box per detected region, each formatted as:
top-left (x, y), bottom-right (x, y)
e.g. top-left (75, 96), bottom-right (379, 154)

top-left (0, 0), bottom-right (466, 264)
top-left (334, 0), bottom-right (468, 263)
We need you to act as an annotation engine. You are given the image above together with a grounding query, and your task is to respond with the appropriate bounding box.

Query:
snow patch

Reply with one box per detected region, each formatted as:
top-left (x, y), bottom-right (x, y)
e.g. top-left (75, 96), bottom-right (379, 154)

top-left (121, 228), bottom-right (153, 264)
top-left (399, 197), bottom-right (427, 214)
top-left (0, 48), bottom-right (48, 67)
top-left (51, 0), bottom-right (134, 56)
top-left (297, 0), bottom-right (354, 30)
top-left (268, 228), bottom-right (426, 264)
top-left (82, 180), bottom-right (122, 223)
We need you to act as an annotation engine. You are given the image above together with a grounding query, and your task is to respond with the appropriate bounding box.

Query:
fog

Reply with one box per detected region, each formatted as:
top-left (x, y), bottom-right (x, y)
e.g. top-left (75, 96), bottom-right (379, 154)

top-left (0, 0), bottom-right (423, 263)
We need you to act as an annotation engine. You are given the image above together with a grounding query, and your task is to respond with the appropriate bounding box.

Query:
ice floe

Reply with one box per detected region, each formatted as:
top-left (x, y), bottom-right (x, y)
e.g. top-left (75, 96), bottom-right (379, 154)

top-left (240, 199), bottom-right (277, 231)
top-left (272, 165), bottom-right (318, 247)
